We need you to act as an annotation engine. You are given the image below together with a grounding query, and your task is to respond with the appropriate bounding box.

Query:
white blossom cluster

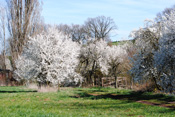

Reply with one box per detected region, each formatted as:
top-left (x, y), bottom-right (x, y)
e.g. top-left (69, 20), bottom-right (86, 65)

top-left (14, 26), bottom-right (128, 87)
top-left (80, 40), bottom-right (127, 75)
top-left (154, 9), bottom-right (175, 93)
top-left (15, 27), bottom-right (82, 86)
top-left (130, 7), bottom-right (175, 93)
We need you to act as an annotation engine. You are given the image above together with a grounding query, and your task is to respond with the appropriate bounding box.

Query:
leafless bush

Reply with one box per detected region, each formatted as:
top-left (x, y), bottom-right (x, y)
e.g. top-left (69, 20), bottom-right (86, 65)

top-left (27, 83), bottom-right (58, 92)
top-left (133, 81), bottom-right (156, 92)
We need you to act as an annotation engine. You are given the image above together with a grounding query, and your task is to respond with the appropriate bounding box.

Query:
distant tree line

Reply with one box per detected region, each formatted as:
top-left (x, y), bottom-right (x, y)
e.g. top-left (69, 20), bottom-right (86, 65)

top-left (56, 16), bottom-right (117, 43)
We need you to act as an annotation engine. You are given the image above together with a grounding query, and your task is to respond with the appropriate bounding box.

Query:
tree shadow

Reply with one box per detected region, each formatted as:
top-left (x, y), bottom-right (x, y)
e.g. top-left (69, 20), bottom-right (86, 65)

top-left (0, 90), bottom-right (37, 93)
top-left (71, 90), bottom-right (175, 109)
top-left (77, 87), bottom-right (108, 93)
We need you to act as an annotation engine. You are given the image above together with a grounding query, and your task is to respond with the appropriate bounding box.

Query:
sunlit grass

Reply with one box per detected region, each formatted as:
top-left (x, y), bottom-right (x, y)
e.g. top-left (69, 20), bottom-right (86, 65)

top-left (0, 86), bottom-right (174, 116)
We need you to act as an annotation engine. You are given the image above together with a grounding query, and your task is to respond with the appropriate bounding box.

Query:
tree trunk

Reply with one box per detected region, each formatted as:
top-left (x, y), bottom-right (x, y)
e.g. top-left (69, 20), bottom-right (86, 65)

top-left (92, 76), bottom-right (95, 87)
top-left (3, 25), bottom-right (6, 70)
top-left (6, 0), bottom-right (42, 70)
top-left (101, 78), bottom-right (103, 87)
top-left (152, 75), bottom-right (161, 90)
top-left (58, 81), bottom-right (60, 91)
top-left (38, 82), bottom-right (41, 89)
top-left (115, 76), bottom-right (117, 88)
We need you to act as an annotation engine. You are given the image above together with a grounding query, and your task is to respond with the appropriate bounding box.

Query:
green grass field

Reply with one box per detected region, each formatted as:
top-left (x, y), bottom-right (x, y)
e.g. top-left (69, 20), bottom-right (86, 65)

top-left (0, 86), bottom-right (175, 117)
top-left (111, 40), bottom-right (134, 46)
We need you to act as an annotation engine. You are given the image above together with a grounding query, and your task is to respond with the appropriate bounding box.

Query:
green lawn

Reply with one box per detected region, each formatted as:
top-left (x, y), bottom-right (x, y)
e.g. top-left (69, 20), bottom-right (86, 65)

top-left (0, 86), bottom-right (175, 117)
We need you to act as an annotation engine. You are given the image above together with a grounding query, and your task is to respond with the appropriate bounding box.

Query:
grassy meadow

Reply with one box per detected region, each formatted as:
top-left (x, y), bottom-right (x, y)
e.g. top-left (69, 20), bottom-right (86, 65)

top-left (0, 86), bottom-right (175, 117)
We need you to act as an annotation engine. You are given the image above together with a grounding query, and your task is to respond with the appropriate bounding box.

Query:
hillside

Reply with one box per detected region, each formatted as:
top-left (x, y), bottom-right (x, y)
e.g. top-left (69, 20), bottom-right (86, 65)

top-left (111, 39), bottom-right (134, 45)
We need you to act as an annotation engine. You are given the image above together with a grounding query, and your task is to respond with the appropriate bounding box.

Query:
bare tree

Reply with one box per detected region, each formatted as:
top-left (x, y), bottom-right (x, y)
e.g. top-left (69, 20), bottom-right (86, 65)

top-left (108, 59), bottom-right (121, 88)
top-left (84, 16), bottom-right (117, 41)
top-left (6, 0), bottom-right (43, 69)
top-left (56, 16), bottom-right (117, 43)
top-left (70, 24), bottom-right (86, 43)
top-left (0, 5), bottom-right (6, 69)
top-left (57, 24), bottom-right (86, 43)
top-left (57, 24), bottom-right (72, 39)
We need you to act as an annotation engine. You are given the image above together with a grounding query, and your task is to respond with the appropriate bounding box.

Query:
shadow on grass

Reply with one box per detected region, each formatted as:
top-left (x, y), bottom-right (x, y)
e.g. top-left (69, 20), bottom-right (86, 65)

top-left (77, 87), bottom-right (109, 92)
top-left (71, 90), bottom-right (175, 109)
top-left (0, 90), bottom-right (37, 93)
top-left (77, 89), bottom-right (107, 93)
top-left (74, 91), bottom-right (173, 101)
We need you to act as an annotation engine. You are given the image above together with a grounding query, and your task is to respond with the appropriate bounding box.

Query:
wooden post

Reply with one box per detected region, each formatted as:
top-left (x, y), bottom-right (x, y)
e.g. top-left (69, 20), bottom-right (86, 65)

top-left (125, 77), bottom-right (128, 89)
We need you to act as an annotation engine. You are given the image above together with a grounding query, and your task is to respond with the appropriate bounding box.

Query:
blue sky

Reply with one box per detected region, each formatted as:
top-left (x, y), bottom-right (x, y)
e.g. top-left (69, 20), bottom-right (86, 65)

top-left (42, 0), bottom-right (175, 41)
top-left (1, 0), bottom-right (175, 52)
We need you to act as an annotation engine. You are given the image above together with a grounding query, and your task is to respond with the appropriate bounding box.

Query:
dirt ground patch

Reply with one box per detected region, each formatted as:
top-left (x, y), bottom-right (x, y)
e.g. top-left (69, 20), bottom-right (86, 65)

top-left (86, 92), bottom-right (175, 109)
top-left (137, 100), bottom-right (175, 109)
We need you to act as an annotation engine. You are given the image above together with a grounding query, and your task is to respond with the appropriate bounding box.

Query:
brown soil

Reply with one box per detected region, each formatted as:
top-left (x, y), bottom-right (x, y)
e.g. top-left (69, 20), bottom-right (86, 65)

top-left (136, 100), bottom-right (175, 109)
top-left (87, 93), bottom-right (175, 109)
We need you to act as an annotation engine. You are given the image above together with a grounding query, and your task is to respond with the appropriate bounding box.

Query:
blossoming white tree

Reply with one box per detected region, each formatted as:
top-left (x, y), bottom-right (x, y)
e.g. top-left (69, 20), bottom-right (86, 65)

top-left (154, 8), bottom-right (175, 93)
top-left (130, 7), bottom-right (175, 93)
top-left (79, 40), bottom-right (108, 86)
top-left (129, 18), bottom-right (162, 90)
top-left (79, 39), bottom-right (127, 87)
top-left (105, 45), bottom-right (127, 88)
top-left (15, 27), bottom-right (83, 87)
